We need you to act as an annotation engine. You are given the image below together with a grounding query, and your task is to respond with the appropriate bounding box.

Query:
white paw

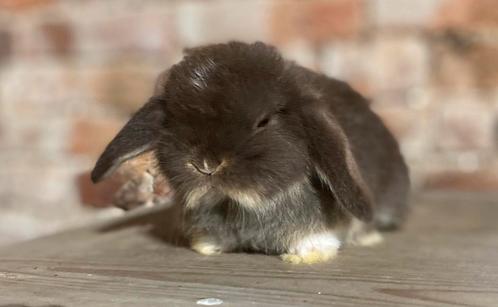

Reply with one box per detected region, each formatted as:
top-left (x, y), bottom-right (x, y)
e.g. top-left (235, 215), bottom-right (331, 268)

top-left (191, 238), bottom-right (222, 255)
top-left (355, 231), bottom-right (383, 247)
top-left (282, 232), bottom-right (341, 264)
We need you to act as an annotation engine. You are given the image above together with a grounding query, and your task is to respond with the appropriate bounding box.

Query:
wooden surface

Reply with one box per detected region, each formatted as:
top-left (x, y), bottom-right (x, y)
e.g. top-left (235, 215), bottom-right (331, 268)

top-left (0, 192), bottom-right (497, 307)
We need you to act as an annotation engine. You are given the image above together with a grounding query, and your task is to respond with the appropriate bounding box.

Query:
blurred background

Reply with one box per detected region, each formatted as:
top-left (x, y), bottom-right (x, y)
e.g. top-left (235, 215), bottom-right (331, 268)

top-left (0, 0), bottom-right (497, 246)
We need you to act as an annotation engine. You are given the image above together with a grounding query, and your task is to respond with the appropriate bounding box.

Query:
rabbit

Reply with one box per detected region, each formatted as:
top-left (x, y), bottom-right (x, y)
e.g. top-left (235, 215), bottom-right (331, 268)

top-left (91, 41), bottom-right (410, 264)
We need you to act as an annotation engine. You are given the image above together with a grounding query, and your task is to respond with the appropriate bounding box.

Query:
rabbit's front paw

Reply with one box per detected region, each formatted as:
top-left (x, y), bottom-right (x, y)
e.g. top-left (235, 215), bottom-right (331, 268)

top-left (354, 231), bottom-right (383, 247)
top-left (281, 232), bottom-right (340, 264)
top-left (191, 236), bottom-right (223, 255)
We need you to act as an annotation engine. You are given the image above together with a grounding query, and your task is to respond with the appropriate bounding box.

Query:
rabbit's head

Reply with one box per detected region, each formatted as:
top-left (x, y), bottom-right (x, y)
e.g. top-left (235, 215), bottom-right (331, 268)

top-left (92, 42), bottom-right (373, 220)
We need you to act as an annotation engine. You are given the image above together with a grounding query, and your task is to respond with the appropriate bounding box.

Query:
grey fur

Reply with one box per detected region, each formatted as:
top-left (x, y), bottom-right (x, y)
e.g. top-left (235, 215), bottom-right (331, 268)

top-left (92, 41), bottom-right (410, 255)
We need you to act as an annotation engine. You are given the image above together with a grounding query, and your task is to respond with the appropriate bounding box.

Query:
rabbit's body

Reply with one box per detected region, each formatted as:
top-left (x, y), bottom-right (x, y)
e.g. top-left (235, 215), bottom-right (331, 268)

top-left (92, 42), bottom-right (410, 264)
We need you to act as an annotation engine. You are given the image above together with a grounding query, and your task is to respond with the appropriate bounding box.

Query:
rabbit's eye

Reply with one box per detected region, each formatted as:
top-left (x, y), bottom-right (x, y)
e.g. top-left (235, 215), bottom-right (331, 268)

top-left (256, 117), bottom-right (271, 128)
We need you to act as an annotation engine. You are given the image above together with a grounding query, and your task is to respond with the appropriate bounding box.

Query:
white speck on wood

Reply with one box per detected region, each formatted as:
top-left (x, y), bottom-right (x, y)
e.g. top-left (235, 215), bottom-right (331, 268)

top-left (196, 298), bottom-right (223, 305)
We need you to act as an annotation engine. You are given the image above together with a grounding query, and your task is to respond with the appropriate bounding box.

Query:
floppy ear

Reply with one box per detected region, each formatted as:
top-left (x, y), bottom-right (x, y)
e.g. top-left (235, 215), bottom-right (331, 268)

top-left (303, 107), bottom-right (374, 221)
top-left (91, 98), bottom-right (165, 183)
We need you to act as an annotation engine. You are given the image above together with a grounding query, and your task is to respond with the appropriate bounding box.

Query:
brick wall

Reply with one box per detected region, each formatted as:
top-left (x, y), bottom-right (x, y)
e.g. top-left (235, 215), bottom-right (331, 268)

top-left (0, 0), bottom-right (497, 245)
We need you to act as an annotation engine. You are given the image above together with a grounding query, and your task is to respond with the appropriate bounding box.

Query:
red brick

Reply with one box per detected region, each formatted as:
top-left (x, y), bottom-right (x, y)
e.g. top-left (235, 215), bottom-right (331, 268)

top-left (0, 0), bottom-right (54, 11)
top-left (84, 64), bottom-right (159, 115)
top-left (431, 34), bottom-right (475, 91)
top-left (468, 45), bottom-right (498, 90)
top-left (271, 0), bottom-right (363, 44)
top-left (68, 118), bottom-right (124, 158)
top-left (0, 30), bottom-right (13, 62)
top-left (76, 171), bottom-right (124, 208)
top-left (423, 170), bottom-right (498, 192)
top-left (432, 30), bottom-right (498, 91)
top-left (40, 22), bottom-right (74, 57)
top-left (433, 0), bottom-right (498, 30)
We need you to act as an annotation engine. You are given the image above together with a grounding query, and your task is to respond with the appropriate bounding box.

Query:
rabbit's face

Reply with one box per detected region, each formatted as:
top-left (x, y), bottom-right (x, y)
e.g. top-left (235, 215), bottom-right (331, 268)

top-left (156, 45), bottom-right (308, 206)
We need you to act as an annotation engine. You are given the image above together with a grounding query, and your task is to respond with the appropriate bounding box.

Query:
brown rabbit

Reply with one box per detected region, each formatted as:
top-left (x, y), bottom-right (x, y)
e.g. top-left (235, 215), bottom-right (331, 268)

top-left (92, 42), bottom-right (410, 264)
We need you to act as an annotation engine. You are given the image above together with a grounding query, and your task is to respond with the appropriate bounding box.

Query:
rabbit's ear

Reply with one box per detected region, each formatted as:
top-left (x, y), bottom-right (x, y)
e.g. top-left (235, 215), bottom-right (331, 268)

top-left (91, 98), bottom-right (165, 183)
top-left (303, 107), bottom-right (374, 221)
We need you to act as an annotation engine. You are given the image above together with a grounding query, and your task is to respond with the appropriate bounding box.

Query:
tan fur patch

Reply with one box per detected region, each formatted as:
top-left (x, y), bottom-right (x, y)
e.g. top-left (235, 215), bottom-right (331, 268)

top-left (224, 179), bottom-right (307, 211)
top-left (183, 186), bottom-right (210, 208)
top-left (225, 189), bottom-right (263, 208)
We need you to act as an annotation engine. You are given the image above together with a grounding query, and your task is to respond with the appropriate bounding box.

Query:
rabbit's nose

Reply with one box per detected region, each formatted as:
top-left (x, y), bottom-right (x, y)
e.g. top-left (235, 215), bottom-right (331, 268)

top-left (191, 159), bottom-right (221, 175)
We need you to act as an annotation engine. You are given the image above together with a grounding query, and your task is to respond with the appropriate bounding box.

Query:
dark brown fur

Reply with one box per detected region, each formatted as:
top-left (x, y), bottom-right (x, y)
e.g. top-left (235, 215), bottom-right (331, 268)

top-left (92, 41), bottom-right (410, 255)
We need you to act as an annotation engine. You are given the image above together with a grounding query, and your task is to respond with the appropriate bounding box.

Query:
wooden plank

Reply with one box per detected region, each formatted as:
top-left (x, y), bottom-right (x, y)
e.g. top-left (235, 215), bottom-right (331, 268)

top-left (0, 192), bottom-right (497, 307)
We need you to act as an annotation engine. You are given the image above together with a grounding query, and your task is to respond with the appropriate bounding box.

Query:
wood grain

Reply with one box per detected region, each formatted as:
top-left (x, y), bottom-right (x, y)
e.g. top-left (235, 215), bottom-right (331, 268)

top-left (0, 192), bottom-right (497, 307)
